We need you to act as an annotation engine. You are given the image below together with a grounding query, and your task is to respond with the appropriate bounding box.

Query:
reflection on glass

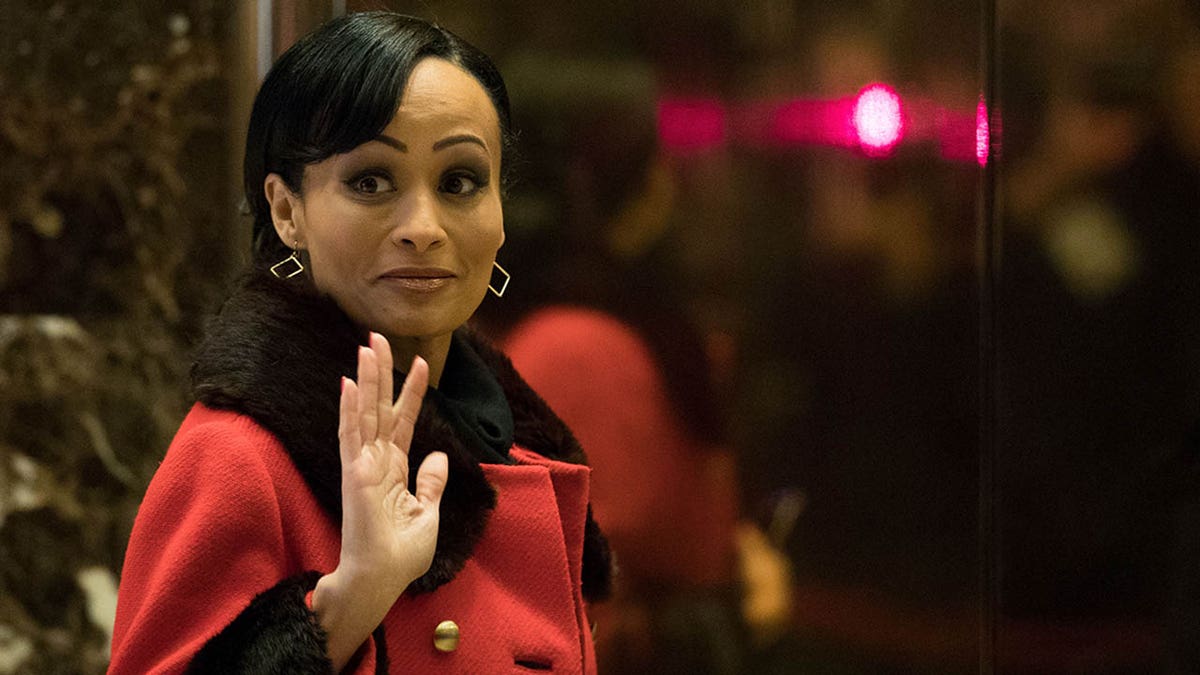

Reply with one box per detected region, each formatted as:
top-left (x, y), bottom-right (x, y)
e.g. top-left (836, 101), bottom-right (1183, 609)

top-left (998, 0), bottom-right (1200, 670)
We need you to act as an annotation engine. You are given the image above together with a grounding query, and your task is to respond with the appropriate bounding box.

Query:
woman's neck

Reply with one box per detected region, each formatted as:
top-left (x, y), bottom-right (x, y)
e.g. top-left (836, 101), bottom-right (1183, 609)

top-left (387, 332), bottom-right (453, 388)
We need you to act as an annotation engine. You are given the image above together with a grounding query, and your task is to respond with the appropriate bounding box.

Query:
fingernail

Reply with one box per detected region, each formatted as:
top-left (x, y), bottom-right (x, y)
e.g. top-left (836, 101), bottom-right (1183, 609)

top-left (340, 377), bottom-right (346, 393)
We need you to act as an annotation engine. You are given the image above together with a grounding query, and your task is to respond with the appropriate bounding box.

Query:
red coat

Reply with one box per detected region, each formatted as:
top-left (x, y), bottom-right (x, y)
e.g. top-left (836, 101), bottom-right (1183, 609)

top-left (109, 271), bottom-right (611, 673)
top-left (111, 405), bottom-right (598, 674)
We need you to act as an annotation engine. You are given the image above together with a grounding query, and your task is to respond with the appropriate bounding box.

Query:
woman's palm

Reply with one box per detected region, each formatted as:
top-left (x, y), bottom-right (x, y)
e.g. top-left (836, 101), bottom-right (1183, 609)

top-left (338, 333), bottom-right (448, 596)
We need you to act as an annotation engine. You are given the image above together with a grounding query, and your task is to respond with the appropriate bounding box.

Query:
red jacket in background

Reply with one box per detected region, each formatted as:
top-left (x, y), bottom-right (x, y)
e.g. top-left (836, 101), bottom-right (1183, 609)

top-left (504, 306), bottom-right (738, 588)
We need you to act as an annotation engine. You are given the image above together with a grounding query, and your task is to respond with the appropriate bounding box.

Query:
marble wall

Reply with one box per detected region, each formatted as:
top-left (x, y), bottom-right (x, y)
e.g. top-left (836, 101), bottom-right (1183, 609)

top-left (0, 3), bottom-right (234, 672)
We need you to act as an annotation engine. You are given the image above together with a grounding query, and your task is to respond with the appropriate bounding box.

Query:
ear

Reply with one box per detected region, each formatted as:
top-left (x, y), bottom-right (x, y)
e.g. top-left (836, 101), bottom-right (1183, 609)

top-left (264, 173), bottom-right (303, 249)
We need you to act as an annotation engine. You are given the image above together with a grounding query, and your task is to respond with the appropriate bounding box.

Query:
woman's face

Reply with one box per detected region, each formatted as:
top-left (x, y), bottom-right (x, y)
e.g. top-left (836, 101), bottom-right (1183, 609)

top-left (271, 57), bottom-right (504, 342)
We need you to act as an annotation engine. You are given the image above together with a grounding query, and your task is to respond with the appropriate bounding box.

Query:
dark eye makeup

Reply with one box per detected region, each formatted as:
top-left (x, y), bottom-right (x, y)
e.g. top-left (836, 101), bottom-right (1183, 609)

top-left (340, 158), bottom-right (492, 200)
top-left (344, 169), bottom-right (395, 195)
top-left (440, 168), bottom-right (490, 196)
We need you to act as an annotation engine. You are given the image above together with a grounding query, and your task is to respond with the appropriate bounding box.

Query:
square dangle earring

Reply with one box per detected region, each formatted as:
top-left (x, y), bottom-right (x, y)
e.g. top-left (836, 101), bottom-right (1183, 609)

top-left (488, 261), bottom-right (511, 297)
top-left (271, 242), bottom-right (305, 279)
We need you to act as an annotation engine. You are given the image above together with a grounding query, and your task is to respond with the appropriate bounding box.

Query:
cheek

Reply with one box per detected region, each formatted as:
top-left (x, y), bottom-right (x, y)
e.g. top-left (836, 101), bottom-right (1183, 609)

top-left (302, 208), bottom-right (370, 290)
top-left (472, 201), bottom-right (505, 260)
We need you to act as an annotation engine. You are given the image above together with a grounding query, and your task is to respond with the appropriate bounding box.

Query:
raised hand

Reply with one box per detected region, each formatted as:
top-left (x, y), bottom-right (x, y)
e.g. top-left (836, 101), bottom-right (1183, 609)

top-left (312, 332), bottom-right (448, 669)
top-left (337, 332), bottom-right (448, 594)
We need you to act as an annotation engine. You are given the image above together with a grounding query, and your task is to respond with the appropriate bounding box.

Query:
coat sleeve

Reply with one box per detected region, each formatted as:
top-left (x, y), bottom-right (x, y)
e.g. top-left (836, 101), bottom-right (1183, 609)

top-left (109, 413), bottom-right (336, 674)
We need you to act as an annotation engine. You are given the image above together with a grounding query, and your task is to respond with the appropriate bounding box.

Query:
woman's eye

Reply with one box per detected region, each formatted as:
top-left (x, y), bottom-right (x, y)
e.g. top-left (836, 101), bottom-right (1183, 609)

top-left (348, 173), bottom-right (394, 194)
top-left (440, 172), bottom-right (484, 196)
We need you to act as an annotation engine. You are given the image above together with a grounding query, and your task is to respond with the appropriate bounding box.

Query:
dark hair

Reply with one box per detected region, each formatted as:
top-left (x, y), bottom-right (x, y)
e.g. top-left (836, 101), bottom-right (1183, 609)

top-left (243, 11), bottom-right (514, 262)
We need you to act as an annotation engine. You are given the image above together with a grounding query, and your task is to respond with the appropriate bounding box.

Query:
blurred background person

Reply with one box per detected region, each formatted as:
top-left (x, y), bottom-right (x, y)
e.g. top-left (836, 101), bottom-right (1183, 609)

top-left (472, 57), bottom-right (793, 673)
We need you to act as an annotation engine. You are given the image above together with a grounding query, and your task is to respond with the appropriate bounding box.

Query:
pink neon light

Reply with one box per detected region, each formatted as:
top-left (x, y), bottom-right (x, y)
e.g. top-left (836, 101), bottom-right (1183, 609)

top-left (933, 105), bottom-right (977, 163)
top-left (657, 87), bottom-right (994, 162)
top-left (657, 98), bottom-right (726, 153)
top-left (975, 96), bottom-right (989, 166)
top-left (852, 84), bottom-right (904, 155)
top-left (768, 98), bottom-right (858, 147)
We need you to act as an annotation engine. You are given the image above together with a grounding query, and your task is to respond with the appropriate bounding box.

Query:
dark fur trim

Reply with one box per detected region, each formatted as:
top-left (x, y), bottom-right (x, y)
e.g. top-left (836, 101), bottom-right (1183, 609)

top-left (186, 571), bottom-right (331, 674)
top-left (581, 506), bottom-right (614, 601)
top-left (370, 625), bottom-right (389, 674)
top-left (191, 268), bottom-right (610, 600)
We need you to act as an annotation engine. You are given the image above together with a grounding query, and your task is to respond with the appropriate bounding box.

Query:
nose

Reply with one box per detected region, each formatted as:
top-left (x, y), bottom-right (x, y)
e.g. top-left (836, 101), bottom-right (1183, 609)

top-left (389, 189), bottom-right (446, 253)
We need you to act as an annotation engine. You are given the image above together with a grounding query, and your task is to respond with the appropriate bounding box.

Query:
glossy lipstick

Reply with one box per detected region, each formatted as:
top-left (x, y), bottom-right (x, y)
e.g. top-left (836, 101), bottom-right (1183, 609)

top-left (378, 266), bottom-right (454, 292)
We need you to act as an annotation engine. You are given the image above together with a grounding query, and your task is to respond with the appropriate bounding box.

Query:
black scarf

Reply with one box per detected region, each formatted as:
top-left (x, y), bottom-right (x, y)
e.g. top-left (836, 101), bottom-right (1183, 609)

top-left (190, 267), bottom-right (611, 600)
top-left (427, 334), bottom-right (514, 464)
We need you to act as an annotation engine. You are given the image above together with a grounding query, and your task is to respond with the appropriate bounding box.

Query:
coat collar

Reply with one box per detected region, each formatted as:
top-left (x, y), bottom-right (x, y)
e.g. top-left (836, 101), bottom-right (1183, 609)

top-left (190, 267), bottom-right (610, 599)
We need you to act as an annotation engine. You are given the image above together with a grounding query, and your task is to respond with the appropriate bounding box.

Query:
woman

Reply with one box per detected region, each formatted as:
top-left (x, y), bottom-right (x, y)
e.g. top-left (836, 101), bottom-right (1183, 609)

top-left (109, 12), bottom-right (610, 674)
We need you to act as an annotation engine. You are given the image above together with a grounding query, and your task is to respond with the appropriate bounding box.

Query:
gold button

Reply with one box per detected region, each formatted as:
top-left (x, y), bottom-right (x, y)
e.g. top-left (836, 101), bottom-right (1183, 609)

top-left (433, 620), bottom-right (460, 652)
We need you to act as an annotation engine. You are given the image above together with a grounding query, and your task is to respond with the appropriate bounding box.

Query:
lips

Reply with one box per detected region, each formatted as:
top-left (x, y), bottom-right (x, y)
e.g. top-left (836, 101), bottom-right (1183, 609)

top-left (378, 266), bottom-right (455, 292)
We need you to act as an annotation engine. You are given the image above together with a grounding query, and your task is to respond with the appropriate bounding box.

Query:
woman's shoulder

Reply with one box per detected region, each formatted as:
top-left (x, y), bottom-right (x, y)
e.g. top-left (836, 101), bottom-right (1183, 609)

top-left (172, 403), bottom-right (279, 454)
top-left (152, 404), bottom-right (290, 492)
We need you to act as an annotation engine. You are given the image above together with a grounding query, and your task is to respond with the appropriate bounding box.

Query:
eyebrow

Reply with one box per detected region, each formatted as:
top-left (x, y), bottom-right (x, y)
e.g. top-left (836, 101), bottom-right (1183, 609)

top-left (374, 135), bottom-right (407, 152)
top-left (371, 133), bottom-right (488, 153)
top-left (432, 134), bottom-right (488, 152)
